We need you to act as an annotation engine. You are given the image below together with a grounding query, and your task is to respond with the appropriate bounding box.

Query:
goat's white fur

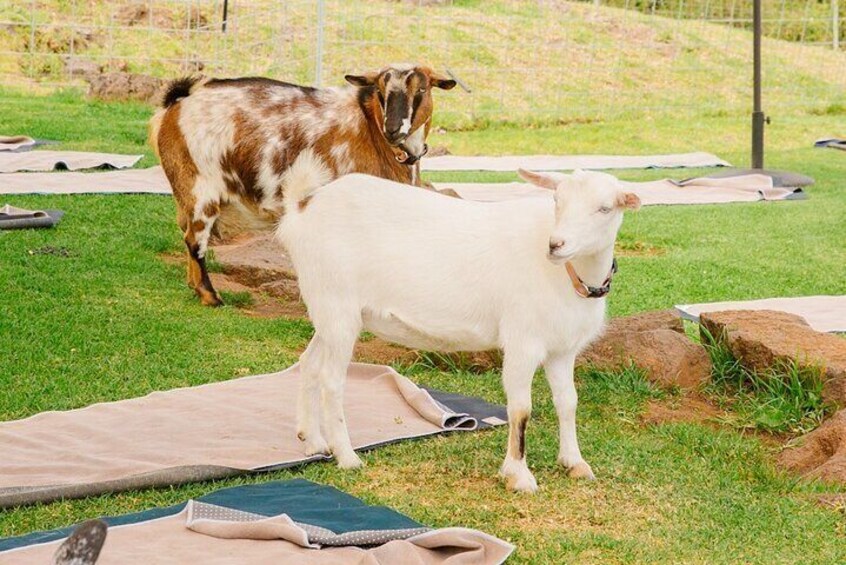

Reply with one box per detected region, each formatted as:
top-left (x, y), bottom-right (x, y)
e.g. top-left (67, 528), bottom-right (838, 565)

top-left (277, 168), bottom-right (639, 490)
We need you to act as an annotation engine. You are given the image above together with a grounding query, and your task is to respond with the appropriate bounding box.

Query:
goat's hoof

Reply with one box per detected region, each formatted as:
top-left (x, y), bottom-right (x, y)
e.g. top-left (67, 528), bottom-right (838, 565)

top-left (303, 436), bottom-right (330, 457)
top-left (196, 287), bottom-right (224, 307)
top-left (505, 472), bottom-right (539, 493)
top-left (565, 461), bottom-right (596, 480)
top-left (335, 452), bottom-right (364, 470)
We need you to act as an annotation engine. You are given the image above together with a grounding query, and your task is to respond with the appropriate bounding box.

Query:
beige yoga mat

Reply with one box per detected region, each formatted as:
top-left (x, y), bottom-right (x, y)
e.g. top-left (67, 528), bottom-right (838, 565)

top-left (2, 506), bottom-right (513, 564)
top-left (0, 166), bottom-right (171, 195)
top-left (0, 135), bottom-right (36, 152)
top-left (0, 150), bottom-right (142, 173)
top-left (0, 363), bottom-right (504, 507)
top-left (676, 296), bottom-right (846, 333)
top-left (422, 151), bottom-right (731, 172)
top-left (435, 174), bottom-right (803, 206)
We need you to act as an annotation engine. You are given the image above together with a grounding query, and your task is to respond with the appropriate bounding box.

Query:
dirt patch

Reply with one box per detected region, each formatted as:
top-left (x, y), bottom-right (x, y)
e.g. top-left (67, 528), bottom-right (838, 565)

top-left (642, 395), bottom-right (722, 426)
top-left (209, 272), bottom-right (306, 319)
top-left (815, 493), bottom-right (846, 510)
top-left (116, 2), bottom-right (208, 29)
top-left (354, 338), bottom-right (419, 366)
top-left (615, 240), bottom-right (666, 258)
top-left (87, 72), bottom-right (164, 103)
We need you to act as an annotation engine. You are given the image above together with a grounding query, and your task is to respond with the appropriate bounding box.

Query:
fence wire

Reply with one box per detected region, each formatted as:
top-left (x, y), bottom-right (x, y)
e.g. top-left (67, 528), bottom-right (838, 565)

top-left (1, 0), bottom-right (844, 126)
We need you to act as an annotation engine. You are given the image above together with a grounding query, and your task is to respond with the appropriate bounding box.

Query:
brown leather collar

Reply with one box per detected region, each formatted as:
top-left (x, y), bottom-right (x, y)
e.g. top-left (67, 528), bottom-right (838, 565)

top-left (565, 258), bottom-right (618, 298)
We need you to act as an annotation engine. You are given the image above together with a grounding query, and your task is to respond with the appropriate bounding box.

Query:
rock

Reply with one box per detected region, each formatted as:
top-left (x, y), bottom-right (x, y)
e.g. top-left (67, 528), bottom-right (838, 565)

top-left (778, 409), bottom-right (846, 484)
top-left (579, 328), bottom-right (711, 389)
top-left (211, 234), bottom-right (296, 288)
top-left (700, 310), bottom-right (846, 405)
top-left (87, 72), bottom-right (164, 103)
top-left (116, 2), bottom-right (208, 29)
top-left (604, 308), bottom-right (685, 335)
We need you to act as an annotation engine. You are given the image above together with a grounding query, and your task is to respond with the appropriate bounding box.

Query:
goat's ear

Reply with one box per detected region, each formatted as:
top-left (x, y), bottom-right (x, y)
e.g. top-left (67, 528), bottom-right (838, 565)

top-left (616, 192), bottom-right (641, 210)
top-left (429, 71), bottom-right (457, 90)
top-left (518, 168), bottom-right (559, 191)
top-left (345, 72), bottom-right (379, 87)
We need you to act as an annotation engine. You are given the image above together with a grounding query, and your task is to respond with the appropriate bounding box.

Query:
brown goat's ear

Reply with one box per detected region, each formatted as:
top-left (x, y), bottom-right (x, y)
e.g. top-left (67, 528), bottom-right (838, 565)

top-left (518, 168), bottom-right (558, 191)
top-left (429, 71), bottom-right (457, 90)
top-left (345, 72), bottom-right (379, 87)
top-left (617, 192), bottom-right (641, 210)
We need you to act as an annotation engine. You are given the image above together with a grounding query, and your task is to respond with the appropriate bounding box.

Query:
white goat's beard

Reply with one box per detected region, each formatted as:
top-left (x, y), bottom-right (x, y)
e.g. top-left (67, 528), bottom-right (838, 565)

top-left (403, 126), bottom-right (426, 156)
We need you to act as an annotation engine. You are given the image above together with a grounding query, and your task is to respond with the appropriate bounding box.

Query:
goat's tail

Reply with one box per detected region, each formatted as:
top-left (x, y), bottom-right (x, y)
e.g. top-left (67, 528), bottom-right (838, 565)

top-left (148, 76), bottom-right (205, 160)
top-left (282, 149), bottom-right (334, 215)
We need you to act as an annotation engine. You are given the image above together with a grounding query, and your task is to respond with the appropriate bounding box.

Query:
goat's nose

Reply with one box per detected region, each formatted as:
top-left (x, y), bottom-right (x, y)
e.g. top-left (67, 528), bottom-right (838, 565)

top-left (549, 239), bottom-right (565, 253)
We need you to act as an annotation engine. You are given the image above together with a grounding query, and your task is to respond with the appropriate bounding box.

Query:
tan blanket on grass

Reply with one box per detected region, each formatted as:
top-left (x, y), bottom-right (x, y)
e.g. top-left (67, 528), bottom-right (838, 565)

top-left (0, 363), bottom-right (502, 508)
top-left (0, 150), bottom-right (142, 172)
top-left (675, 296), bottom-right (846, 333)
top-left (0, 135), bottom-right (36, 152)
top-left (435, 174), bottom-right (802, 205)
top-left (0, 166), bottom-right (171, 194)
top-left (422, 151), bottom-right (730, 171)
top-left (1, 504), bottom-right (513, 564)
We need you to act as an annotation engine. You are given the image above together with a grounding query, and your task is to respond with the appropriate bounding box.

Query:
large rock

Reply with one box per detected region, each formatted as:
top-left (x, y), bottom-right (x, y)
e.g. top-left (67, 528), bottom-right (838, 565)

top-left (778, 409), bottom-right (846, 484)
top-left (700, 310), bottom-right (846, 405)
top-left (579, 327), bottom-right (711, 389)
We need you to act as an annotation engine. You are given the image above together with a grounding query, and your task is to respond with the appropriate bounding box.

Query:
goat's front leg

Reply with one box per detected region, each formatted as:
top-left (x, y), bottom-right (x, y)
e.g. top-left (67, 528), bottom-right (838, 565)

top-left (499, 349), bottom-right (543, 493)
top-left (544, 353), bottom-right (595, 480)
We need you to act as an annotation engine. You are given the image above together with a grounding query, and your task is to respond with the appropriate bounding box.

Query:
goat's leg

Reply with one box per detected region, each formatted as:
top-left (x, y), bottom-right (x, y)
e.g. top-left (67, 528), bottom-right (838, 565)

top-left (296, 338), bottom-right (330, 457)
top-left (312, 313), bottom-right (362, 469)
top-left (544, 353), bottom-right (595, 480)
top-left (499, 349), bottom-right (543, 493)
top-left (185, 199), bottom-right (222, 307)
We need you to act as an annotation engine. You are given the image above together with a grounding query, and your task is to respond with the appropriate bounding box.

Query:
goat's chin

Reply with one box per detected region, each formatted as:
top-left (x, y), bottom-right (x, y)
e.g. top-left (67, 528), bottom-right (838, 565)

top-left (547, 253), bottom-right (573, 265)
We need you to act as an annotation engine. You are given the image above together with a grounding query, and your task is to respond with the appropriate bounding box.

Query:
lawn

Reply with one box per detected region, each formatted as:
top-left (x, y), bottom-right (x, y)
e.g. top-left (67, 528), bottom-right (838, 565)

top-left (1, 89), bottom-right (845, 563)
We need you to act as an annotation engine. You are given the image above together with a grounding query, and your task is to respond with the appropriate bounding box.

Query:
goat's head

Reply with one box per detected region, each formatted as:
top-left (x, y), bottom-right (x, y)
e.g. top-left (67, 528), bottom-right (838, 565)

top-left (345, 64), bottom-right (456, 163)
top-left (518, 169), bottom-right (641, 263)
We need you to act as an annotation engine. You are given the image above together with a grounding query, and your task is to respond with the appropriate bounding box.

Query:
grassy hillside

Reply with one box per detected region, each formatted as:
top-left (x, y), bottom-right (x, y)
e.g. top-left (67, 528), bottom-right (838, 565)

top-left (2, 0), bottom-right (845, 126)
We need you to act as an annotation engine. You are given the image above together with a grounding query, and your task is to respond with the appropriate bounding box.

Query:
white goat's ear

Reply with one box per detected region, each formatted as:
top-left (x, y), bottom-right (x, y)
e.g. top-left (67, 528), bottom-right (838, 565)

top-left (617, 192), bottom-right (641, 210)
top-left (518, 169), bottom-right (559, 191)
top-left (345, 72), bottom-right (380, 87)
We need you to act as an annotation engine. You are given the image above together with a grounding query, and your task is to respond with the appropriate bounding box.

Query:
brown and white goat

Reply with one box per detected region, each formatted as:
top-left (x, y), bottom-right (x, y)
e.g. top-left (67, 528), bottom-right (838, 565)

top-left (149, 64), bottom-right (455, 306)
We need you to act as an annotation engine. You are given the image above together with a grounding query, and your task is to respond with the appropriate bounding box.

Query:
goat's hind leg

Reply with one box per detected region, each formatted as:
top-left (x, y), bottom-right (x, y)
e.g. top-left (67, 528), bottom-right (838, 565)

top-left (310, 309), bottom-right (363, 469)
top-left (296, 338), bottom-right (329, 457)
top-left (183, 199), bottom-right (223, 307)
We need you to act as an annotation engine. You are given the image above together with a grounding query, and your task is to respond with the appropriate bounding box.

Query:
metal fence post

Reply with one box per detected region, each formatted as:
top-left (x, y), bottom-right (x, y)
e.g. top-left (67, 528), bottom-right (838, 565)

top-left (834, 0), bottom-right (841, 50)
top-left (752, 0), bottom-right (765, 169)
top-left (315, 0), bottom-right (325, 87)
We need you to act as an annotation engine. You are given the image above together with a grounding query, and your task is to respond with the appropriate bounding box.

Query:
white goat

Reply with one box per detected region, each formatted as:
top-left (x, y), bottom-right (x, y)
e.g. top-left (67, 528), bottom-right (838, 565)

top-left (277, 161), bottom-right (640, 492)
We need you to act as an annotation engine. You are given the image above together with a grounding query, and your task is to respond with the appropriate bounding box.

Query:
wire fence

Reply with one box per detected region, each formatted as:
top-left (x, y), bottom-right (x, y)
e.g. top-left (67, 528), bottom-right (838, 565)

top-left (2, 0), bottom-right (844, 126)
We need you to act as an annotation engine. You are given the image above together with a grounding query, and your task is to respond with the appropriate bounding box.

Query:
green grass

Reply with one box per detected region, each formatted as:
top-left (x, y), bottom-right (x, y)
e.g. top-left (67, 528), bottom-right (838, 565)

top-left (1, 89), bottom-right (845, 563)
top-left (702, 327), bottom-right (830, 435)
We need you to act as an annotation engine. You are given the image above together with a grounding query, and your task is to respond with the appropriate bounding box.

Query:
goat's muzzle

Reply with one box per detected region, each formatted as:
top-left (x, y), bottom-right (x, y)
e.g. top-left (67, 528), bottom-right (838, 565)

top-left (394, 143), bottom-right (428, 165)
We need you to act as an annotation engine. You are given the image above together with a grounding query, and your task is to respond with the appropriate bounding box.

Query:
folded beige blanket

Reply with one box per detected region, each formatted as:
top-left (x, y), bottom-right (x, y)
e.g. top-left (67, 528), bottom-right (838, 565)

top-left (676, 296), bottom-right (846, 333)
top-left (422, 151), bottom-right (731, 172)
top-left (0, 150), bottom-right (141, 172)
top-left (0, 363), bottom-right (502, 507)
top-left (0, 166), bottom-right (170, 195)
top-left (435, 174), bottom-right (802, 206)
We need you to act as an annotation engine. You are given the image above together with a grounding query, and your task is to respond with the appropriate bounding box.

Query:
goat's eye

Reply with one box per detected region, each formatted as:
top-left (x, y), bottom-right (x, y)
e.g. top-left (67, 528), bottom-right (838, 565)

top-left (598, 206), bottom-right (612, 214)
